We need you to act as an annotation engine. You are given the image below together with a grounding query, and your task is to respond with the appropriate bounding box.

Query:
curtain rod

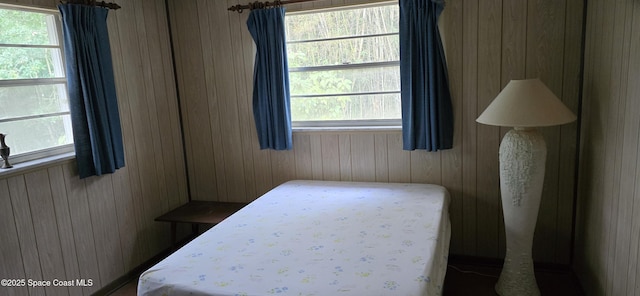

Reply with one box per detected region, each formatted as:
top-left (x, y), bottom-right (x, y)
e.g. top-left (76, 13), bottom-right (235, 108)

top-left (228, 0), bottom-right (314, 13)
top-left (61, 0), bottom-right (121, 10)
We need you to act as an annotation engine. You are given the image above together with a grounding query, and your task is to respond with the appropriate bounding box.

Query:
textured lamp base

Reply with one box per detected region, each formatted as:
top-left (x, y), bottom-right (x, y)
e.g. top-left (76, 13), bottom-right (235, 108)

top-left (495, 128), bottom-right (546, 296)
top-left (495, 249), bottom-right (540, 296)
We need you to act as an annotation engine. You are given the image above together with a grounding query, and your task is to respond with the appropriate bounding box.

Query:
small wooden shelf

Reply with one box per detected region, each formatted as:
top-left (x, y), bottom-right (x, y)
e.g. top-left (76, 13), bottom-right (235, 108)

top-left (155, 200), bottom-right (247, 243)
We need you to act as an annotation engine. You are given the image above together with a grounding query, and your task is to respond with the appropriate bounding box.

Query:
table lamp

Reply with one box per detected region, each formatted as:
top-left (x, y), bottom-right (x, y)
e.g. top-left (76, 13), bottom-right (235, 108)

top-left (476, 78), bottom-right (577, 296)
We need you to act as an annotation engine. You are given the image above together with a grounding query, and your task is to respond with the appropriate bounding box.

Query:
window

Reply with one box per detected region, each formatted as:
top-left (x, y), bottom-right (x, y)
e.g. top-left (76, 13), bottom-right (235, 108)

top-left (285, 3), bottom-right (400, 128)
top-left (0, 5), bottom-right (73, 164)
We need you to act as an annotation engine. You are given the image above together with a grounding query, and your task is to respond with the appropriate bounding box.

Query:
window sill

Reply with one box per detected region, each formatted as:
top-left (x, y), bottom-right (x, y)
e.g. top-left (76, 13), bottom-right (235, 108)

top-left (293, 125), bottom-right (402, 133)
top-left (0, 152), bottom-right (76, 179)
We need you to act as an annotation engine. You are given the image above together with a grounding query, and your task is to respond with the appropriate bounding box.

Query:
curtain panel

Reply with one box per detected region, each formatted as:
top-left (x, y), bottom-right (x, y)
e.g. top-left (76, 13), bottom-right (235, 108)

top-left (247, 7), bottom-right (293, 150)
top-left (59, 4), bottom-right (125, 178)
top-left (400, 0), bottom-right (454, 151)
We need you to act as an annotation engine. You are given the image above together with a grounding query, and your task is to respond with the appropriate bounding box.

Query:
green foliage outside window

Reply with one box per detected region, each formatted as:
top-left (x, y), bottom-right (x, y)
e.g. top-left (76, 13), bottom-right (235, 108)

top-left (286, 4), bottom-right (401, 122)
top-left (0, 7), bottom-right (72, 156)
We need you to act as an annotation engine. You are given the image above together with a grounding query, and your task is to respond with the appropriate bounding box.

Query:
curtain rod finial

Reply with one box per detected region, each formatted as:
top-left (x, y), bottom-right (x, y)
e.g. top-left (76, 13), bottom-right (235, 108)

top-left (228, 4), bottom-right (243, 12)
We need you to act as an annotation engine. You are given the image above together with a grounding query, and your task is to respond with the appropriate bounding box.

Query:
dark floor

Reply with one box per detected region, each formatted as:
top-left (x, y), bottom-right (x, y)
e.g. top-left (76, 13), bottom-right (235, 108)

top-left (111, 261), bottom-right (584, 295)
top-left (443, 262), bottom-right (584, 296)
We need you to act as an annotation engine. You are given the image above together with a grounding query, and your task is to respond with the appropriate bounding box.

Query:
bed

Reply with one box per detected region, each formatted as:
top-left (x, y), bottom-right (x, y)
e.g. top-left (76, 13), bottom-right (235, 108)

top-left (138, 180), bottom-right (451, 296)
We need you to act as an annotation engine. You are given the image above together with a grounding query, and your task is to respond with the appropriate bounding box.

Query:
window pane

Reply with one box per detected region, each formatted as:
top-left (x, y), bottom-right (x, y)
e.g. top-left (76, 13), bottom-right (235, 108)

top-left (287, 4), bottom-right (401, 124)
top-left (0, 114), bottom-right (73, 155)
top-left (288, 35), bottom-right (399, 68)
top-left (0, 47), bottom-right (64, 79)
top-left (0, 84), bottom-right (69, 119)
top-left (0, 9), bottom-right (57, 45)
top-left (286, 5), bottom-right (399, 41)
top-left (291, 93), bottom-right (400, 121)
top-left (290, 66), bottom-right (400, 96)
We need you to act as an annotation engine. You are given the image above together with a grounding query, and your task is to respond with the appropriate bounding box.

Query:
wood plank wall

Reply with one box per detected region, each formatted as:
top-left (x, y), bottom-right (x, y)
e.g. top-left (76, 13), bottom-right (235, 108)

top-left (574, 0), bottom-right (640, 294)
top-left (0, 0), bottom-right (188, 294)
top-left (168, 0), bottom-right (584, 264)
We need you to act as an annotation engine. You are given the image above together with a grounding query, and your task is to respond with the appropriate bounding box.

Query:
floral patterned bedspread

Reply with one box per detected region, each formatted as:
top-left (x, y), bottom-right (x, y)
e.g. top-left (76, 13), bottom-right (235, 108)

top-left (138, 180), bottom-right (451, 296)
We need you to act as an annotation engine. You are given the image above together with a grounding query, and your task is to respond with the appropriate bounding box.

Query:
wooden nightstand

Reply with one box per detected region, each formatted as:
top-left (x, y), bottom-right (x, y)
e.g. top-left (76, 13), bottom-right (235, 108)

top-left (155, 201), bottom-right (247, 243)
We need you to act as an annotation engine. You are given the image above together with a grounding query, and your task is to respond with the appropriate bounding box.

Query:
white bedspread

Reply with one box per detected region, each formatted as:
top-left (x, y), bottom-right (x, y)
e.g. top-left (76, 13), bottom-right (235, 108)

top-left (138, 180), bottom-right (451, 296)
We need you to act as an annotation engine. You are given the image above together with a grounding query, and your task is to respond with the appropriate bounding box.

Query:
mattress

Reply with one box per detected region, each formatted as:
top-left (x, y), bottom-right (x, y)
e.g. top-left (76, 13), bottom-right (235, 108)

top-left (138, 180), bottom-right (451, 296)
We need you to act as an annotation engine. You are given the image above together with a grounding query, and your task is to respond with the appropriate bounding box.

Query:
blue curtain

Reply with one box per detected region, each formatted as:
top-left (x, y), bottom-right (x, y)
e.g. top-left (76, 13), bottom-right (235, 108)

top-left (400, 0), bottom-right (453, 151)
top-left (246, 7), bottom-right (293, 150)
top-left (59, 4), bottom-right (125, 178)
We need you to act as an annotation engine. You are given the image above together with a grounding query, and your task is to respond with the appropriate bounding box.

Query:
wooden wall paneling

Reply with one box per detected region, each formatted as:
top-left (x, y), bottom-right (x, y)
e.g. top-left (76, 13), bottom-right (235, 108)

top-left (115, 0), bottom-right (163, 257)
top-left (632, 154), bottom-right (640, 296)
top-left (171, 0), bottom-right (218, 201)
top-left (227, 0), bottom-right (257, 201)
top-left (350, 133), bottom-right (376, 182)
top-left (9, 0), bottom-right (25, 5)
top-left (7, 175), bottom-right (45, 296)
top-left (409, 150), bottom-right (428, 183)
top-left (310, 134), bottom-right (324, 179)
top-left (62, 164), bottom-right (101, 294)
top-left (461, 0), bottom-right (479, 256)
top-left (596, 2), bottom-right (622, 292)
top-left (475, 0), bottom-right (502, 259)
top-left (84, 175), bottom-right (125, 286)
top-left (133, 0), bottom-right (171, 251)
top-left (159, 0), bottom-right (190, 208)
top-left (270, 150), bottom-right (296, 187)
top-left (591, 0), bottom-right (610, 290)
top-left (426, 152), bottom-right (442, 185)
top-left (574, 0), bottom-right (640, 294)
top-left (286, 2), bottom-right (305, 12)
top-left (294, 134), bottom-right (313, 180)
top-left (109, 166), bottom-right (141, 270)
top-left (330, 0), bottom-right (344, 8)
top-left (577, 0), bottom-right (607, 292)
top-left (139, 0), bottom-right (168, 254)
top-left (604, 1), bottom-right (631, 293)
top-left (312, 0), bottom-right (333, 10)
top-left (141, 0), bottom-right (174, 213)
top-left (161, 0), bottom-right (190, 208)
top-left (501, 0), bottom-right (526, 81)
top-left (440, 0), bottom-right (464, 255)
top-left (30, 0), bottom-right (55, 8)
top-left (108, 2), bottom-right (151, 263)
top-left (320, 134), bottom-right (341, 181)
top-left (47, 166), bottom-right (82, 296)
top-left (0, 0), bottom-right (56, 9)
top-left (167, 0), bottom-right (198, 204)
top-left (252, 148), bottom-right (274, 197)
top-left (193, 0), bottom-right (226, 202)
top-left (209, 0), bottom-right (247, 202)
top-left (24, 171), bottom-right (68, 296)
top-left (556, 0), bottom-right (584, 264)
top-left (386, 132), bottom-right (410, 183)
top-left (612, 2), bottom-right (639, 294)
top-left (410, 150), bottom-right (441, 185)
top-left (339, 134), bottom-right (353, 181)
top-left (141, 0), bottom-right (189, 210)
top-left (0, 179), bottom-right (26, 296)
top-left (612, 11), bottom-right (637, 293)
top-left (625, 4), bottom-right (640, 292)
top-left (374, 134), bottom-right (389, 182)
top-left (527, 0), bottom-right (567, 263)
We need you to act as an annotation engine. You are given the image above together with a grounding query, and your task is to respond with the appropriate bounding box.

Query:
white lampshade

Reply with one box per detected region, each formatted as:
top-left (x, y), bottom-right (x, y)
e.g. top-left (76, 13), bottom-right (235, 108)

top-left (476, 78), bottom-right (577, 127)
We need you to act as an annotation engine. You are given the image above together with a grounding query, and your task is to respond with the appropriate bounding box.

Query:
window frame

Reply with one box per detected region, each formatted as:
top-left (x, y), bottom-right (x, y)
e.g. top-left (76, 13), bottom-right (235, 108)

top-left (285, 2), bottom-right (402, 130)
top-left (0, 4), bottom-right (74, 165)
